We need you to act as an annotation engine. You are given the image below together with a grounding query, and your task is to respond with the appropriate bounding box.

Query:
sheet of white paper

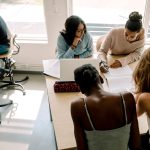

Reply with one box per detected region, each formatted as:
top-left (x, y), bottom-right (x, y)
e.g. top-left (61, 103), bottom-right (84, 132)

top-left (106, 76), bottom-right (135, 92)
top-left (103, 66), bottom-right (135, 92)
top-left (105, 65), bottom-right (132, 78)
top-left (43, 59), bottom-right (60, 79)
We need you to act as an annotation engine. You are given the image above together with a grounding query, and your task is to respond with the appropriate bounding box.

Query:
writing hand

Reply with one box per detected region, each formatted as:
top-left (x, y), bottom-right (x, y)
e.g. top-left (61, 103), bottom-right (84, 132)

top-left (99, 61), bottom-right (109, 73)
top-left (100, 66), bottom-right (109, 73)
top-left (110, 60), bottom-right (122, 68)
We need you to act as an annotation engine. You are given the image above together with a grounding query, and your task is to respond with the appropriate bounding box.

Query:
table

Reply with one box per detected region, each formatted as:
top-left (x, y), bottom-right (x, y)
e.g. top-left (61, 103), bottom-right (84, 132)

top-left (45, 76), bottom-right (80, 150)
top-left (44, 59), bottom-right (148, 150)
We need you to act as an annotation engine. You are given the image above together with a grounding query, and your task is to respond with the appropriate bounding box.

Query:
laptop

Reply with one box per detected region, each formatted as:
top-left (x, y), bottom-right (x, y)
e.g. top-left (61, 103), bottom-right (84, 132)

top-left (60, 58), bottom-right (100, 81)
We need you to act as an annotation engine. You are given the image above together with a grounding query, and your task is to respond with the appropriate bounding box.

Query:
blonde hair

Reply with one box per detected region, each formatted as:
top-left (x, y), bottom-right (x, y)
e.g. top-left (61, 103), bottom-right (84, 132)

top-left (133, 48), bottom-right (150, 93)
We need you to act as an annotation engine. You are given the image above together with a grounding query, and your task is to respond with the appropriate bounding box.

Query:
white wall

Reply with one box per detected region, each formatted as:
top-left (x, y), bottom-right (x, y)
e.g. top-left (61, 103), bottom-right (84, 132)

top-left (14, 0), bottom-right (69, 71)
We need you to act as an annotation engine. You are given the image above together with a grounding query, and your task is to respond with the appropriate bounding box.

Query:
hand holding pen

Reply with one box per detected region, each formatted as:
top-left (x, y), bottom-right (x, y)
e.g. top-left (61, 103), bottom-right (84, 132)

top-left (99, 60), bottom-right (109, 73)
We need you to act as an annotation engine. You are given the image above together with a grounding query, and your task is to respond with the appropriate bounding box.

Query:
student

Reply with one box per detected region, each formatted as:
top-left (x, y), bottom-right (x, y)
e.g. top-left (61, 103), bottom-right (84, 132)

top-left (56, 15), bottom-right (93, 59)
top-left (97, 11), bottom-right (145, 72)
top-left (0, 16), bottom-right (11, 55)
top-left (71, 64), bottom-right (141, 150)
top-left (133, 48), bottom-right (150, 149)
top-left (133, 48), bottom-right (150, 119)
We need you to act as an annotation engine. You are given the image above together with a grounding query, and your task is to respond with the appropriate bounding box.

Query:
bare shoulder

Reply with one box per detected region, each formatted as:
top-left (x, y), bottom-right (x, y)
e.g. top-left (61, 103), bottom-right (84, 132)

top-left (71, 98), bottom-right (84, 112)
top-left (121, 91), bottom-right (135, 106)
top-left (138, 92), bottom-right (150, 103)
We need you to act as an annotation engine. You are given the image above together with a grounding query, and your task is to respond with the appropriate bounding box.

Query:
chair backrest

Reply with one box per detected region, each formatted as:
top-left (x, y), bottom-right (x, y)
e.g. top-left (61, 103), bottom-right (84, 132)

top-left (10, 34), bottom-right (20, 55)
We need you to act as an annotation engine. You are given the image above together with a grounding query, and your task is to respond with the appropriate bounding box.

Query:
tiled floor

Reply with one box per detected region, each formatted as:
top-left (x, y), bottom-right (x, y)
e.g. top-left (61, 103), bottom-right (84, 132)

top-left (0, 73), bottom-right (56, 150)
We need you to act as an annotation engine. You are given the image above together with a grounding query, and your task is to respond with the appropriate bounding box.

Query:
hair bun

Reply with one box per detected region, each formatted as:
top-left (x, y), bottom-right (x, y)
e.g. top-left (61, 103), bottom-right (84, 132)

top-left (83, 69), bottom-right (92, 81)
top-left (129, 11), bottom-right (142, 22)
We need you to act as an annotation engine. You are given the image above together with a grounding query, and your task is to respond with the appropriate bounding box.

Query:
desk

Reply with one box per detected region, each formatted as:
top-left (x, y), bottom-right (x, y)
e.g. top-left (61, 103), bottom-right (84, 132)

top-left (45, 76), bottom-right (80, 150)
top-left (44, 59), bottom-right (148, 150)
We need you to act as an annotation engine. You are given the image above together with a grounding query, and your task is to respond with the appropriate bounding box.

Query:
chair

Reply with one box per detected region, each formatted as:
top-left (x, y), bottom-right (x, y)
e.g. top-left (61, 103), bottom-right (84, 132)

top-left (0, 34), bottom-right (29, 95)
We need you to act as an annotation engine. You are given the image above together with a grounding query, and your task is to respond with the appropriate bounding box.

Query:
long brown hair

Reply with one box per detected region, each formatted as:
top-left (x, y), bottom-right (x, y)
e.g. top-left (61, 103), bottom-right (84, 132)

top-left (133, 48), bottom-right (150, 93)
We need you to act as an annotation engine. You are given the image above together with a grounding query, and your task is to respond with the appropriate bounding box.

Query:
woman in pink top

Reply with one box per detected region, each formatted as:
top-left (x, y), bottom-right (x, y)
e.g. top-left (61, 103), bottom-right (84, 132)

top-left (97, 11), bottom-right (145, 72)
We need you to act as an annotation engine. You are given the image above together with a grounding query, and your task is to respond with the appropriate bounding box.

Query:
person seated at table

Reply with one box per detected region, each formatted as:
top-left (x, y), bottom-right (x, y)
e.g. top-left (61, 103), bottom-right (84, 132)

top-left (71, 64), bottom-right (141, 150)
top-left (133, 48), bottom-right (150, 149)
top-left (0, 16), bottom-right (11, 55)
top-left (97, 11), bottom-right (145, 72)
top-left (133, 47), bottom-right (150, 121)
top-left (56, 15), bottom-right (93, 59)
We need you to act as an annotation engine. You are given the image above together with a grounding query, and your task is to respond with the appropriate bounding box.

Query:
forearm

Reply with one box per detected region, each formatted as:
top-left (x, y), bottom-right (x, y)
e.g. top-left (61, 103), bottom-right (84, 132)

top-left (75, 131), bottom-right (88, 150)
top-left (129, 110), bottom-right (141, 149)
top-left (118, 47), bottom-right (143, 66)
top-left (79, 49), bottom-right (93, 58)
top-left (57, 47), bottom-right (75, 58)
top-left (97, 49), bottom-right (107, 63)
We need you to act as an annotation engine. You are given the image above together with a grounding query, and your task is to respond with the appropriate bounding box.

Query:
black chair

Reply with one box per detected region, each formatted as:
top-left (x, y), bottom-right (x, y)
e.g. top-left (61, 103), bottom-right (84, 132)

top-left (0, 34), bottom-right (29, 95)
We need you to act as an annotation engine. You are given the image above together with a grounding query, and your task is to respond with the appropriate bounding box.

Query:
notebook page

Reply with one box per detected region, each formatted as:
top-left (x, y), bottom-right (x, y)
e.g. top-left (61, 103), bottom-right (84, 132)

top-left (103, 66), bottom-right (135, 93)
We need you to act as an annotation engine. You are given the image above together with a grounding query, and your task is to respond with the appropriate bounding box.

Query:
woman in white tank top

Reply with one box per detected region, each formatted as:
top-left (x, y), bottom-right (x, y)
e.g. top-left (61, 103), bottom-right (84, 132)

top-left (71, 64), bottom-right (141, 150)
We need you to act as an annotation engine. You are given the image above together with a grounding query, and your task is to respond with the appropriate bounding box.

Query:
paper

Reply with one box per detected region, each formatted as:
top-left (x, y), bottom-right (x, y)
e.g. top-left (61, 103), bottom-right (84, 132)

top-left (105, 65), bottom-right (132, 78)
top-left (103, 66), bottom-right (135, 93)
top-left (43, 59), bottom-right (60, 79)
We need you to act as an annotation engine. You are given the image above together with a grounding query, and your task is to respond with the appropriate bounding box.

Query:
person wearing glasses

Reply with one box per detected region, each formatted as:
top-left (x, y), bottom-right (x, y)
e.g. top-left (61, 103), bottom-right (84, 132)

top-left (71, 64), bottom-right (141, 150)
top-left (97, 11), bottom-right (145, 73)
top-left (56, 15), bottom-right (93, 59)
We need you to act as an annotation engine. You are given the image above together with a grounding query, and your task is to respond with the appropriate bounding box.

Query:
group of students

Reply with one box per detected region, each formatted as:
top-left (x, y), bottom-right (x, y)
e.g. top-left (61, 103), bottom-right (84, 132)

top-left (56, 11), bottom-right (150, 150)
top-left (1, 10), bottom-right (149, 150)
top-left (56, 12), bottom-right (145, 69)
top-left (71, 48), bottom-right (150, 150)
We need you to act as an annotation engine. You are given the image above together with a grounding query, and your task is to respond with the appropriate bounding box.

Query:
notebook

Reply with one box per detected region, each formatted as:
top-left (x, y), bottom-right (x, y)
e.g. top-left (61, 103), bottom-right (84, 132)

top-left (60, 58), bottom-right (100, 81)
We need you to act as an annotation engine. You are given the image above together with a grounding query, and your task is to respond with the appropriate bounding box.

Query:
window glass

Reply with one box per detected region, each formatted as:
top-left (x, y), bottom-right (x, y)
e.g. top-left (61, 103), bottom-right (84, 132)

top-left (0, 0), bottom-right (47, 41)
top-left (72, 0), bottom-right (146, 42)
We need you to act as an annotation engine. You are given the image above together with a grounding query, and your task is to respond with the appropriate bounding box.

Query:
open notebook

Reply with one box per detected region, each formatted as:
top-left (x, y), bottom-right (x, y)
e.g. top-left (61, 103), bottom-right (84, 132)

top-left (60, 58), bottom-right (100, 81)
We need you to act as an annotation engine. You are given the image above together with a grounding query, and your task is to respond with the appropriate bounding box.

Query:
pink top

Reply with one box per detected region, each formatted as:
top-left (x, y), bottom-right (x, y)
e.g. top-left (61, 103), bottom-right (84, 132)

top-left (98, 28), bottom-right (145, 66)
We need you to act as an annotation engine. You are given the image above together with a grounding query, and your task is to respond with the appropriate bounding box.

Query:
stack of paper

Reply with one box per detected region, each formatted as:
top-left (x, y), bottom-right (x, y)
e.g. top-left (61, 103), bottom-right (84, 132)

top-left (103, 66), bottom-right (135, 93)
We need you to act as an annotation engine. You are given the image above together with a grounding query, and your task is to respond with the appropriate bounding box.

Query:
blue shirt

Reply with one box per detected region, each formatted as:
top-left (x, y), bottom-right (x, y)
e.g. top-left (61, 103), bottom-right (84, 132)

top-left (56, 32), bottom-right (93, 59)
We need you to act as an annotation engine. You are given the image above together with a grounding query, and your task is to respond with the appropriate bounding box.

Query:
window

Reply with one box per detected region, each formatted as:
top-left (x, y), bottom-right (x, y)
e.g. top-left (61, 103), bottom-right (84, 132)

top-left (0, 0), bottom-right (47, 42)
top-left (72, 0), bottom-right (148, 43)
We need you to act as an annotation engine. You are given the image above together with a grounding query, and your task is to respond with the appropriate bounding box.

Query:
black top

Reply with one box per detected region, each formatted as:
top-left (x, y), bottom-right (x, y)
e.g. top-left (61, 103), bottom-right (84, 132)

top-left (0, 16), bottom-right (10, 47)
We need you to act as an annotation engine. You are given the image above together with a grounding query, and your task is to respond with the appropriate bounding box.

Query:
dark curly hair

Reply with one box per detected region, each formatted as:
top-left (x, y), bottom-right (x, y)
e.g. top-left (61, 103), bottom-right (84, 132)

top-left (60, 15), bottom-right (87, 46)
top-left (125, 11), bottom-right (142, 32)
top-left (74, 64), bottom-right (101, 94)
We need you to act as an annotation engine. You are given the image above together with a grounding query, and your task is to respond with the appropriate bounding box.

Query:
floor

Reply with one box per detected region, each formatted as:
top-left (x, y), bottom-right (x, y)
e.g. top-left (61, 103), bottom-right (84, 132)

top-left (0, 73), bottom-right (148, 150)
top-left (0, 73), bottom-right (56, 150)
